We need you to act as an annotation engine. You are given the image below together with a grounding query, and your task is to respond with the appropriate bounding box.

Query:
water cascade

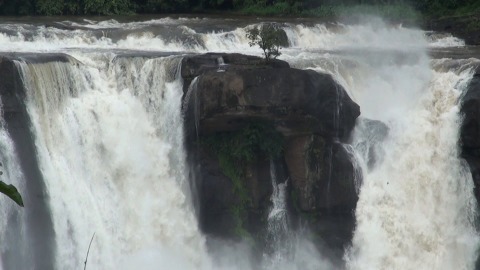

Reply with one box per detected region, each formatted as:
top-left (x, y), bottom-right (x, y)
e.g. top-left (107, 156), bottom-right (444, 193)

top-left (14, 55), bottom-right (209, 269)
top-left (0, 17), bottom-right (477, 270)
top-left (346, 65), bottom-right (479, 270)
top-left (298, 22), bottom-right (480, 269)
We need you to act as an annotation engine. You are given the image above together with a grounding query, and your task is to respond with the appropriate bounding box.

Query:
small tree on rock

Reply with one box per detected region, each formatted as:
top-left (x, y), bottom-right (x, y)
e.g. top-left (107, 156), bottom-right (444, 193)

top-left (246, 24), bottom-right (283, 62)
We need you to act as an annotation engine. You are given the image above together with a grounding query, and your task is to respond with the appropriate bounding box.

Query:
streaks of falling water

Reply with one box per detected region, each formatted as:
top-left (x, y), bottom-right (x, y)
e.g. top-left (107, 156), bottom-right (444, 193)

top-left (346, 66), bottom-right (480, 270)
top-left (263, 160), bottom-right (290, 269)
top-left (14, 56), bottom-right (210, 270)
top-left (341, 144), bottom-right (365, 195)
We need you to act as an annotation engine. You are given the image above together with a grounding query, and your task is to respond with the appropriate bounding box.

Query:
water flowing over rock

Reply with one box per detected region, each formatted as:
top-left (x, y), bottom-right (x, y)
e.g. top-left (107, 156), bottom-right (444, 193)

top-left (0, 54), bottom-right (61, 269)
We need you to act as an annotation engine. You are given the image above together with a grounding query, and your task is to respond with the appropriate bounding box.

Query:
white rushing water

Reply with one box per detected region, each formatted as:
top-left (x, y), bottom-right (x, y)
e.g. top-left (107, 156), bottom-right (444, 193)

top-left (15, 55), bottom-right (210, 270)
top-left (296, 20), bottom-right (480, 269)
top-left (0, 16), bottom-right (478, 270)
top-left (347, 65), bottom-right (479, 270)
top-left (0, 17), bottom-right (465, 53)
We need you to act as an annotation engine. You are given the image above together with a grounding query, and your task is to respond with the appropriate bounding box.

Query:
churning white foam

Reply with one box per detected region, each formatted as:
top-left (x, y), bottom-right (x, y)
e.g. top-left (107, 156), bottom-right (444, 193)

top-left (0, 17), bottom-right (465, 54)
top-left (346, 65), bottom-right (479, 270)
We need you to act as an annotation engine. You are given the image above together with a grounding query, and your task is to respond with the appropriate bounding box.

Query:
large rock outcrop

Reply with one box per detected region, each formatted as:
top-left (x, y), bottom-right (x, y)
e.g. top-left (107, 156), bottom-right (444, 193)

top-left (182, 53), bottom-right (361, 255)
top-left (182, 53), bottom-right (359, 139)
top-left (461, 65), bottom-right (480, 201)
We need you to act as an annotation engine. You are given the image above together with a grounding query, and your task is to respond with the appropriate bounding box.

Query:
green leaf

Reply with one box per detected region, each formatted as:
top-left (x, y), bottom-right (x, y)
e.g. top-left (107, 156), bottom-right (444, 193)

top-left (0, 181), bottom-right (24, 207)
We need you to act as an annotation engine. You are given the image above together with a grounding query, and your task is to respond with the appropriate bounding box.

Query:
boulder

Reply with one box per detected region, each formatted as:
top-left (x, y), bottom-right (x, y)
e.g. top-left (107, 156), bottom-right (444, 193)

top-left (184, 53), bottom-right (360, 247)
top-left (182, 53), bottom-right (360, 141)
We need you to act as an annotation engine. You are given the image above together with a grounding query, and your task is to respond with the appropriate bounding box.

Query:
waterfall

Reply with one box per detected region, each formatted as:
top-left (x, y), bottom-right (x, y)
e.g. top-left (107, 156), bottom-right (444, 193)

top-left (0, 17), bottom-right (478, 270)
top-left (14, 55), bottom-right (209, 270)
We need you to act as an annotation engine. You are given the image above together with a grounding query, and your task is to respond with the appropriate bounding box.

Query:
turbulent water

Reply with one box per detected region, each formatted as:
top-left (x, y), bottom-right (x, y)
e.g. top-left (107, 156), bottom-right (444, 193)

top-left (0, 16), bottom-right (478, 270)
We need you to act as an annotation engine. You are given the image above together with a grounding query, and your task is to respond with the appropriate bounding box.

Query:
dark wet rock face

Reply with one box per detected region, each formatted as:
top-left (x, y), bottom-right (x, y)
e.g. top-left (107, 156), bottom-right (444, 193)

top-left (197, 147), bottom-right (239, 238)
top-left (285, 135), bottom-right (358, 213)
top-left (461, 73), bottom-right (480, 149)
top-left (0, 57), bottom-right (23, 113)
top-left (461, 66), bottom-right (480, 202)
top-left (182, 53), bottom-right (360, 253)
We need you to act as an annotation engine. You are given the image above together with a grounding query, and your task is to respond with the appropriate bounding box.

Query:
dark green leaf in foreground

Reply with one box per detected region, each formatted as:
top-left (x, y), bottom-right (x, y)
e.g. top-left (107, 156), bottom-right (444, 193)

top-left (0, 181), bottom-right (24, 207)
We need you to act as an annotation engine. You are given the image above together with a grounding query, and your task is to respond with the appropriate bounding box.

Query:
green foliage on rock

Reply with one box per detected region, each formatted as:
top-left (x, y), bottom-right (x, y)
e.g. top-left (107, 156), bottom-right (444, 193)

top-left (202, 122), bottom-right (283, 237)
top-left (204, 122), bottom-right (284, 168)
top-left (246, 25), bottom-right (284, 62)
top-left (203, 121), bottom-right (283, 201)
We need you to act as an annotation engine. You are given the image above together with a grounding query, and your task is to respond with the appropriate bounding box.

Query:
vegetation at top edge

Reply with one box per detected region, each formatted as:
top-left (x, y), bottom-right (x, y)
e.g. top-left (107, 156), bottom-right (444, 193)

top-left (1, 0), bottom-right (479, 19)
top-left (201, 122), bottom-right (283, 238)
